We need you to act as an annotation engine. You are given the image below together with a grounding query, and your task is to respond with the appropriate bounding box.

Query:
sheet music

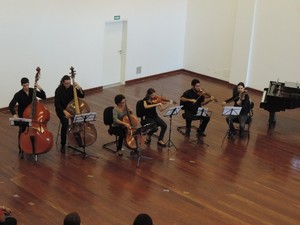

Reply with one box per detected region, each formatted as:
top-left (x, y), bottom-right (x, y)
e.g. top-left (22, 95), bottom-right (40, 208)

top-left (196, 107), bottom-right (208, 116)
top-left (9, 117), bottom-right (32, 126)
top-left (164, 105), bottom-right (183, 116)
top-left (73, 112), bottom-right (97, 123)
top-left (222, 106), bottom-right (242, 116)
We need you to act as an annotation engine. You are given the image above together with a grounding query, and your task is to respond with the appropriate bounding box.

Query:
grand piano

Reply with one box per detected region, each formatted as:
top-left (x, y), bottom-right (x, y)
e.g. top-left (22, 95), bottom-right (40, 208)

top-left (260, 81), bottom-right (300, 126)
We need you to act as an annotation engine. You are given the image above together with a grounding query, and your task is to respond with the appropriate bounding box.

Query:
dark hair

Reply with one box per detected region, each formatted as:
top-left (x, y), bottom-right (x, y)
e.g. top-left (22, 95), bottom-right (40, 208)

top-left (63, 212), bottom-right (81, 225)
top-left (114, 94), bottom-right (125, 105)
top-left (133, 213), bottom-right (153, 225)
top-left (60, 75), bottom-right (71, 85)
top-left (191, 79), bottom-right (200, 86)
top-left (21, 77), bottom-right (29, 85)
top-left (237, 82), bottom-right (245, 88)
top-left (146, 88), bottom-right (156, 96)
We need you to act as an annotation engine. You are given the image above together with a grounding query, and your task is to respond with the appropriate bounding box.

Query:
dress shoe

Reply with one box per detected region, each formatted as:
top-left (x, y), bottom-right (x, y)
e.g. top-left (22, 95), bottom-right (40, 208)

top-left (197, 129), bottom-right (206, 137)
top-left (60, 145), bottom-right (66, 154)
top-left (157, 140), bottom-right (167, 147)
top-left (116, 150), bottom-right (123, 157)
top-left (19, 150), bottom-right (24, 159)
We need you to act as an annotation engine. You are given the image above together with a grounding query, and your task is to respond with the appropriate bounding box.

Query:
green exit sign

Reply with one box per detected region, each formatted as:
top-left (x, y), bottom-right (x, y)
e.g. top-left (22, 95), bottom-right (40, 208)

top-left (114, 15), bottom-right (121, 20)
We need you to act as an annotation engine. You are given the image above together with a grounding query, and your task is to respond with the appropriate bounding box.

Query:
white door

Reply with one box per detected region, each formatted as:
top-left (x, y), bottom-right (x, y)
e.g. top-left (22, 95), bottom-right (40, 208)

top-left (103, 21), bottom-right (126, 86)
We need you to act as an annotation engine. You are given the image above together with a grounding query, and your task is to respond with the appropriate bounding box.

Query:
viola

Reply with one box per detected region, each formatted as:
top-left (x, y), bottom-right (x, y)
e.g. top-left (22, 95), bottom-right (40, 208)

top-left (20, 67), bottom-right (53, 156)
top-left (67, 67), bottom-right (97, 148)
top-left (152, 96), bottom-right (177, 104)
top-left (196, 89), bottom-right (218, 102)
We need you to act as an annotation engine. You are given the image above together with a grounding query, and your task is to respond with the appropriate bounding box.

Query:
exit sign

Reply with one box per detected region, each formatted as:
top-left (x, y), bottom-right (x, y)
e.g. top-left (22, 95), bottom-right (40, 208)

top-left (114, 15), bottom-right (121, 20)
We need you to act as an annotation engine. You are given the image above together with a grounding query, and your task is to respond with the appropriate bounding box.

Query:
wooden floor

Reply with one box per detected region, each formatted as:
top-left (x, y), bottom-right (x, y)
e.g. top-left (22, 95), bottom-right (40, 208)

top-left (1, 73), bottom-right (300, 225)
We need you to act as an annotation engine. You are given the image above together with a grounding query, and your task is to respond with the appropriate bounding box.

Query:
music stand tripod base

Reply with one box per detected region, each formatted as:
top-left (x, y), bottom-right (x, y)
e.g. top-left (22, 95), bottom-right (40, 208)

top-left (68, 112), bottom-right (99, 159)
top-left (164, 105), bottom-right (183, 151)
top-left (131, 124), bottom-right (155, 167)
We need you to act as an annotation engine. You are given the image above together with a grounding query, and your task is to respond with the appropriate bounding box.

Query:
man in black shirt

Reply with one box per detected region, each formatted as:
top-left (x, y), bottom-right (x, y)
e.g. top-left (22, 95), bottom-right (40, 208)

top-left (54, 75), bottom-right (84, 153)
top-left (9, 77), bottom-right (46, 158)
top-left (180, 79), bottom-right (215, 137)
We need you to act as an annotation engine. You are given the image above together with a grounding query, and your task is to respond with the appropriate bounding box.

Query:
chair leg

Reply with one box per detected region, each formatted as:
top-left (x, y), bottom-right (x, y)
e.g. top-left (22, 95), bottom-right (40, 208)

top-left (177, 125), bottom-right (197, 135)
top-left (102, 136), bottom-right (118, 153)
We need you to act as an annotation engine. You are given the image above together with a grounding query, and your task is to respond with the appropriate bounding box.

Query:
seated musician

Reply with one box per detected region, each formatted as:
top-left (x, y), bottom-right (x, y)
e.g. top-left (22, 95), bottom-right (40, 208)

top-left (222, 82), bottom-right (251, 138)
top-left (143, 88), bottom-right (174, 147)
top-left (8, 77), bottom-right (46, 158)
top-left (180, 79), bottom-right (215, 137)
top-left (111, 94), bottom-right (133, 156)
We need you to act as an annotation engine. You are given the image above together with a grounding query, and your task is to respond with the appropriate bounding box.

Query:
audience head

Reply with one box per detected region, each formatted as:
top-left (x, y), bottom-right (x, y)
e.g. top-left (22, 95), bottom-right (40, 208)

top-left (63, 212), bottom-right (81, 225)
top-left (133, 213), bottom-right (153, 225)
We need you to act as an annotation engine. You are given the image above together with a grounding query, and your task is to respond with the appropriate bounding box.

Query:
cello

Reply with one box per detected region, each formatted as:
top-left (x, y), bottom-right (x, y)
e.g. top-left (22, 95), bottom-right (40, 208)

top-left (20, 67), bottom-right (53, 157)
top-left (123, 103), bottom-right (141, 150)
top-left (66, 67), bottom-right (97, 148)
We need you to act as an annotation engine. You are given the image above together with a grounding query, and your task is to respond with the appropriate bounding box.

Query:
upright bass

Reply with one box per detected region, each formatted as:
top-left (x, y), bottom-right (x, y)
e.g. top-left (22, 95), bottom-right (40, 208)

top-left (20, 67), bottom-right (54, 155)
top-left (67, 67), bottom-right (97, 148)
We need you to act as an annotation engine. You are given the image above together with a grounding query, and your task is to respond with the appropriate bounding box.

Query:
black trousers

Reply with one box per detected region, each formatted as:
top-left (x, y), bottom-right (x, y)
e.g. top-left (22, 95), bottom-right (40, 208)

top-left (57, 114), bottom-right (69, 147)
top-left (183, 110), bottom-right (210, 132)
top-left (109, 126), bottom-right (126, 151)
top-left (142, 117), bottom-right (167, 141)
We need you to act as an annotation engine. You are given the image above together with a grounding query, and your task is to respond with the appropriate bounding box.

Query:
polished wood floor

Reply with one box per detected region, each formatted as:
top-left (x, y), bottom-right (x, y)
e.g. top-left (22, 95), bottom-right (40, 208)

top-left (0, 73), bottom-right (300, 225)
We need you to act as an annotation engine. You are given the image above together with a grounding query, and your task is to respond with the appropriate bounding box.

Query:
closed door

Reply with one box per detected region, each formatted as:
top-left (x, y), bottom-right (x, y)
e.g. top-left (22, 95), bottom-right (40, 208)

top-left (103, 21), bottom-right (126, 86)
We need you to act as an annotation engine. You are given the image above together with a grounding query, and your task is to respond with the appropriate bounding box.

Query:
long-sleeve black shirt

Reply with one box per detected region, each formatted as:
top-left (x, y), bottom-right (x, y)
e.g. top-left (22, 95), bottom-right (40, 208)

top-left (9, 88), bottom-right (46, 117)
top-left (54, 85), bottom-right (84, 117)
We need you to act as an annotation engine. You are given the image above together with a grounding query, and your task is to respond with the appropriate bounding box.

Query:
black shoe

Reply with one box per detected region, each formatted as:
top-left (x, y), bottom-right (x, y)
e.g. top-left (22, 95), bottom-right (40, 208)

top-left (197, 129), bottom-right (206, 137)
top-left (60, 145), bottom-right (66, 154)
top-left (19, 150), bottom-right (24, 159)
top-left (227, 131), bottom-right (236, 139)
top-left (116, 150), bottom-right (123, 157)
top-left (185, 129), bottom-right (191, 137)
top-left (239, 132), bottom-right (245, 138)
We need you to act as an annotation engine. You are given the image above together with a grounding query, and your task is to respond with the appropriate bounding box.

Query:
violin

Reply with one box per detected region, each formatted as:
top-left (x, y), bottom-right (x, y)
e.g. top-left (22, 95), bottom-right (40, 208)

top-left (151, 96), bottom-right (177, 104)
top-left (239, 90), bottom-right (248, 101)
top-left (196, 89), bottom-right (218, 102)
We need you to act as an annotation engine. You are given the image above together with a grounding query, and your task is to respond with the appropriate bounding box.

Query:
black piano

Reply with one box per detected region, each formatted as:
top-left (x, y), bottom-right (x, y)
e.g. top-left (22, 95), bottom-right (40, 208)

top-left (260, 81), bottom-right (300, 126)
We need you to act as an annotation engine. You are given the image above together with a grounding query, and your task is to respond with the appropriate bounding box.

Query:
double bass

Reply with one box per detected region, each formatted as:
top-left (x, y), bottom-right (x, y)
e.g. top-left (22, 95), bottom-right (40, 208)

top-left (67, 67), bottom-right (97, 148)
top-left (20, 67), bottom-right (53, 156)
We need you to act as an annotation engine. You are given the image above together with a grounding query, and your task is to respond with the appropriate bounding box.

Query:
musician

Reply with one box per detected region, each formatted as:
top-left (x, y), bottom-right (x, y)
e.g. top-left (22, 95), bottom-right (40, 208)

top-left (54, 75), bottom-right (84, 153)
top-left (0, 205), bottom-right (17, 225)
top-left (9, 77), bottom-right (46, 158)
top-left (222, 82), bottom-right (251, 138)
top-left (111, 94), bottom-right (132, 156)
top-left (180, 79), bottom-right (215, 137)
top-left (133, 213), bottom-right (153, 225)
top-left (143, 88), bottom-right (173, 146)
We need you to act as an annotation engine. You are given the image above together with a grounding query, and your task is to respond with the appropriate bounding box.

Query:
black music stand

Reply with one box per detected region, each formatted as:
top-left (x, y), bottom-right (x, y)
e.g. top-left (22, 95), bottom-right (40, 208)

top-left (68, 112), bottom-right (98, 159)
top-left (132, 123), bottom-right (155, 167)
top-left (164, 105), bottom-right (183, 150)
top-left (221, 106), bottom-right (241, 147)
top-left (189, 107), bottom-right (211, 146)
top-left (9, 118), bottom-right (33, 159)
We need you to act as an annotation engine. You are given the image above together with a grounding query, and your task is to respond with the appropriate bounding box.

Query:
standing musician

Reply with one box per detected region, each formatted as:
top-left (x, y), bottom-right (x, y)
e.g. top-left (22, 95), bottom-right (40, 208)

top-left (54, 75), bottom-right (84, 153)
top-left (143, 88), bottom-right (174, 147)
top-left (180, 79), bottom-right (215, 137)
top-left (111, 94), bottom-right (133, 156)
top-left (9, 77), bottom-right (46, 158)
top-left (222, 82), bottom-right (251, 138)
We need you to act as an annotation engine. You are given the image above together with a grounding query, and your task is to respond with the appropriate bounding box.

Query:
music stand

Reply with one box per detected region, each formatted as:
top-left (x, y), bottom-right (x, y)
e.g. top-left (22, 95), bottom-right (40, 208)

top-left (131, 123), bottom-right (155, 167)
top-left (164, 105), bottom-right (183, 150)
top-left (189, 107), bottom-right (211, 146)
top-left (221, 106), bottom-right (241, 147)
top-left (9, 118), bottom-right (32, 159)
top-left (68, 112), bottom-right (98, 159)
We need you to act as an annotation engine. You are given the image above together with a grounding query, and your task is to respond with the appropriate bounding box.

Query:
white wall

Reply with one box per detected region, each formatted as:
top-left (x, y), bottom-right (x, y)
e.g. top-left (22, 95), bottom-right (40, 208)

top-left (184, 0), bottom-right (300, 91)
top-left (183, 0), bottom-right (238, 80)
top-left (0, 0), bottom-right (186, 108)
